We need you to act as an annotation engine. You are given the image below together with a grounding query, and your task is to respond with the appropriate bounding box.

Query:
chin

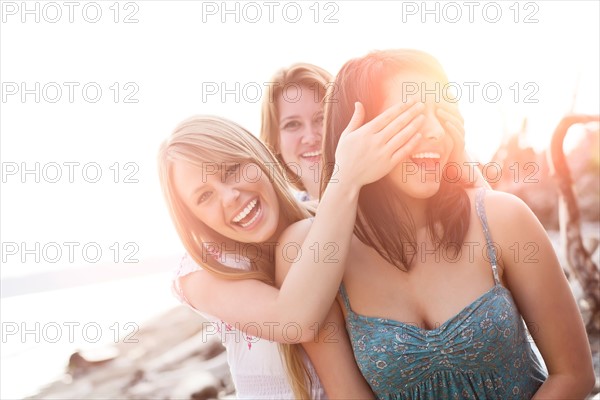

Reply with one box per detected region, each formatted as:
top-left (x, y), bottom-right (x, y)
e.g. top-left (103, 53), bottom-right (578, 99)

top-left (407, 182), bottom-right (441, 199)
top-left (236, 230), bottom-right (268, 245)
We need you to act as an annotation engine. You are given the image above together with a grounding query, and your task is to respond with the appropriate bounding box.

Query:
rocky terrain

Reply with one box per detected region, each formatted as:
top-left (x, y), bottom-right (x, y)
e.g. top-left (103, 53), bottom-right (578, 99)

top-left (30, 128), bottom-right (600, 399)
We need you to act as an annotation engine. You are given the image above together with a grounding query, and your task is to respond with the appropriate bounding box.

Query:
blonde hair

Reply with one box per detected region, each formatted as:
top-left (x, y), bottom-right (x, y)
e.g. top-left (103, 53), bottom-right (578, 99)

top-left (260, 63), bottom-right (333, 192)
top-left (158, 115), bottom-right (314, 398)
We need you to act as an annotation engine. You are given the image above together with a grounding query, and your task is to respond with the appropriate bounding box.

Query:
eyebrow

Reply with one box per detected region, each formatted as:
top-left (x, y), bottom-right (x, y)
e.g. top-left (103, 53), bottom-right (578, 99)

top-left (189, 164), bottom-right (236, 197)
top-left (280, 110), bottom-right (323, 121)
top-left (280, 115), bottom-right (300, 123)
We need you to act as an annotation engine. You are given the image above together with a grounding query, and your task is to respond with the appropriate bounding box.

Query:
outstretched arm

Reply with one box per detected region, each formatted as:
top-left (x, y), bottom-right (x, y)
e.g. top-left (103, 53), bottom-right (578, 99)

top-left (179, 100), bottom-right (424, 343)
top-left (274, 231), bottom-right (374, 398)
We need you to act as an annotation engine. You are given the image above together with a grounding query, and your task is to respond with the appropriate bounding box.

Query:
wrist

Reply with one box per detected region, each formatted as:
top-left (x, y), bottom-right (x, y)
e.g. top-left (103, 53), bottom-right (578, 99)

top-left (322, 175), bottom-right (361, 202)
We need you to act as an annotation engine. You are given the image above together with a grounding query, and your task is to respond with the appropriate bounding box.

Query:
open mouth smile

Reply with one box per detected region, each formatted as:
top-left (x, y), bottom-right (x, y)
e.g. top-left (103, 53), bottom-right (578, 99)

top-left (231, 198), bottom-right (262, 228)
top-left (300, 150), bottom-right (321, 163)
top-left (410, 152), bottom-right (442, 170)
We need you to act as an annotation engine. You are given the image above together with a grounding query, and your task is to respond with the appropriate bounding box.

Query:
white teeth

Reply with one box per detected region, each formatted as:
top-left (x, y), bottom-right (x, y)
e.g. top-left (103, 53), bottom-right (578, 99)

top-left (239, 205), bottom-right (260, 228)
top-left (302, 151), bottom-right (321, 157)
top-left (411, 152), bottom-right (441, 159)
top-left (232, 199), bottom-right (258, 223)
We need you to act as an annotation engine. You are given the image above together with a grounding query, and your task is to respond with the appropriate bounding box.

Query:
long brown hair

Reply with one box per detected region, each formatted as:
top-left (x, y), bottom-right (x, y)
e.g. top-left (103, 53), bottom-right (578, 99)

top-left (260, 63), bottom-right (333, 193)
top-left (322, 49), bottom-right (472, 270)
top-left (158, 115), bottom-right (314, 398)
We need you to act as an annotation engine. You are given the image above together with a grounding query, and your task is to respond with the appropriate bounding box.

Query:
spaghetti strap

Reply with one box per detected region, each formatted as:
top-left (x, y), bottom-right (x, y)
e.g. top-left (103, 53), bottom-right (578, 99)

top-left (338, 283), bottom-right (353, 312)
top-left (475, 188), bottom-right (501, 285)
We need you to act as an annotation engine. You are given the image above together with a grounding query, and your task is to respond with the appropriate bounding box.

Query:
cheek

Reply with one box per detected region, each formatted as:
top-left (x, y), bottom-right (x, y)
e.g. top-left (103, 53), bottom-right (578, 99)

top-left (189, 208), bottom-right (210, 227)
top-left (260, 178), bottom-right (279, 212)
top-left (186, 201), bottom-right (224, 230)
top-left (278, 133), bottom-right (299, 159)
top-left (313, 121), bottom-right (324, 135)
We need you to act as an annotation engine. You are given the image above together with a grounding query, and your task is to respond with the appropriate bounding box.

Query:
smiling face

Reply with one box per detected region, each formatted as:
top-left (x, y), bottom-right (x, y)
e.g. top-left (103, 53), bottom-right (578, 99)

top-left (172, 160), bottom-right (281, 244)
top-left (382, 72), bottom-right (455, 200)
top-left (277, 85), bottom-right (324, 198)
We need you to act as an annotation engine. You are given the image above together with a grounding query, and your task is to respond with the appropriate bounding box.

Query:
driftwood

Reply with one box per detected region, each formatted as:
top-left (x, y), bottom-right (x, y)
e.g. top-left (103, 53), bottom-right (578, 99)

top-left (549, 114), bottom-right (600, 334)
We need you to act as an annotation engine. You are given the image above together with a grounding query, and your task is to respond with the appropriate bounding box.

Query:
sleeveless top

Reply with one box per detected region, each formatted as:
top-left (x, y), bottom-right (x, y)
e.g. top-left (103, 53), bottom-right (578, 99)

top-left (339, 188), bottom-right (547, 399)
top-left (173, 252), bottom-right (327, 399)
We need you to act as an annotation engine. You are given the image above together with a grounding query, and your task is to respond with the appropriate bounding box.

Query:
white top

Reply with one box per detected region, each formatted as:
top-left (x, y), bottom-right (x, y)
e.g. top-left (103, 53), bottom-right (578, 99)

top-left (172, 252), bottom-right (327, 399)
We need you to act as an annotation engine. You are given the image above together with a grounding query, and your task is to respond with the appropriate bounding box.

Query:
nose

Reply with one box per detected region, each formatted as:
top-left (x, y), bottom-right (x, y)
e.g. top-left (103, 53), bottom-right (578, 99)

top-left (220, 185), bottom-right (240, 208)
top-left (422, 106), bottom-right (445, 141)
top-left (301, 123), bottom-right (322, 146)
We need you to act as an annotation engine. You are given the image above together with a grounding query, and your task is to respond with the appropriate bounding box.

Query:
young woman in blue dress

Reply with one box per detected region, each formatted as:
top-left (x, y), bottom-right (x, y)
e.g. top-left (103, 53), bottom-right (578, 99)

top-left (279, 49), bottom-right (595, 399)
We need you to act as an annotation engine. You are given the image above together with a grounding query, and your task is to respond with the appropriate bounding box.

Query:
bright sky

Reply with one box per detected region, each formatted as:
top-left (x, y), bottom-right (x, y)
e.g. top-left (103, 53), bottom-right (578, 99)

top-left (1, 0), bottom-right (599, 275)
top-left (0, 3), bottom-right (598, 397)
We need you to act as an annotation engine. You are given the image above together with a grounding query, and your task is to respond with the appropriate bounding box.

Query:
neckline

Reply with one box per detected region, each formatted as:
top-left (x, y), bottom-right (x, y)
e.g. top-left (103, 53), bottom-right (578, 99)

top-left (343, 284), bottom-right (508, 334)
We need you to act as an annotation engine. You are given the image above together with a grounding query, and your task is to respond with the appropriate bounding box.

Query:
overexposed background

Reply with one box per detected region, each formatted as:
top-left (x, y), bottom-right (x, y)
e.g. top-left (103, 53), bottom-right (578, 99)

top-left (1, 1), bottom-right (599, 398)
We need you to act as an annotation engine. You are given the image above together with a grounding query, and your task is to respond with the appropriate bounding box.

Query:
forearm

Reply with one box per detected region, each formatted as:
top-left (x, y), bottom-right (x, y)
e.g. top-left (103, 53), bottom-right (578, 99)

top-left (276, 100), bottom-right (423, 336)
top-left (533, 374), bottom-right (595, 399)
top-left (180, 181), bottom-right (362, 343)
top-left (277, 179), bottom-right (360, 330)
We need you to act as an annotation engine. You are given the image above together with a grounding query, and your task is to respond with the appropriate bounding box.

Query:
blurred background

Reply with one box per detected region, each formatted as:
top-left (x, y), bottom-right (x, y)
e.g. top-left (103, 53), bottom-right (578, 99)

top-left (1, 1), bottom-right (598, 398)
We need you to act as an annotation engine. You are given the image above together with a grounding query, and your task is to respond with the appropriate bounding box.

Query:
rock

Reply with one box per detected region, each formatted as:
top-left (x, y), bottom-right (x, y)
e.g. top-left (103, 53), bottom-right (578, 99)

top-left (28, 305), bottom-right (232, 399)
top-left (171, 371), bottom-right (219, 399)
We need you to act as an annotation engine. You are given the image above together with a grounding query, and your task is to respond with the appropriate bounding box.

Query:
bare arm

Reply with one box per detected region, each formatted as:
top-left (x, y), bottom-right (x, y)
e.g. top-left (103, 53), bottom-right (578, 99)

top-left (300, 301), bottom-right (374, 399)
top-left (275, 229), bottom-right (374, 398)
top-left (180, 100), bottom-right (424, 343)
top-left (272, 99), bottom-right (424, 338)
top-left (486, 191), bottom-right (595, 398)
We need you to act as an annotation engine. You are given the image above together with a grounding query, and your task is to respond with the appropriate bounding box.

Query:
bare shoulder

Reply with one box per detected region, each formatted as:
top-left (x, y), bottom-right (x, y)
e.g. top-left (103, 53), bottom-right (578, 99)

top-left (464, 187), bottom-right (528, 210)
top-left (177, 267), bottom-right (223, 314)
top-left (475, 189), bottom-right (546, 248)
top-left (276, 218), bottom-right (314, 248)
top-left (274, 218), bottom-right (314, 286)
top-left (480, 189), bottom-right (535, 222)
